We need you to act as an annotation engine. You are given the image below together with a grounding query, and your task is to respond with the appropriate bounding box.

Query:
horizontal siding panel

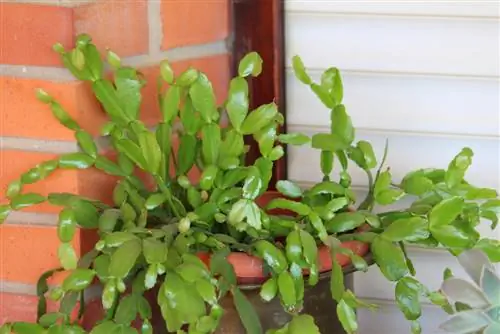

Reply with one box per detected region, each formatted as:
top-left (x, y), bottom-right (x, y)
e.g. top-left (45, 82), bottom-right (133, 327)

top-left (285, 2), bottom-right (499, 332)
top-left (353, 248), bottom-right (492, 302)
top-left (357, 300), bottom-right (448, 334)
top-left (289, 129), bottom-right (500, 239)
top-left (288, 127), bottom-right (500, 190)
top-left (285, 0), bottom-right (499, 18)
top-left (285, 14), bottom-right (500, 77)
top-left (286, 71), bottom-right (500, 137)
top-left (296, 184), bottom-right (498, 239)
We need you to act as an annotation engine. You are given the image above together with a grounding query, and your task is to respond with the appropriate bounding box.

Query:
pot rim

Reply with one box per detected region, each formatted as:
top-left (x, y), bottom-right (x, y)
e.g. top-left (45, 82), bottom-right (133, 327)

top-left (197, 240), bottom-right (370, 282)
top-left (199, 190), bottom-right (372, 284)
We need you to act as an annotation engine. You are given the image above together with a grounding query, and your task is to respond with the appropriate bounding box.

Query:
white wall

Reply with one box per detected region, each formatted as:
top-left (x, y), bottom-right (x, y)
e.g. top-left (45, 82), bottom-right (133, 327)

top-left (284, 1), bottom-right (500, 332)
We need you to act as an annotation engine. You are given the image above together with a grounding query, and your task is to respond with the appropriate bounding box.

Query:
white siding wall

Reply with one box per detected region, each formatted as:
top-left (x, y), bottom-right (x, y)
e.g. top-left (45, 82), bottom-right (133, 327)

top-left (284, 1), bottom-right (500, 332)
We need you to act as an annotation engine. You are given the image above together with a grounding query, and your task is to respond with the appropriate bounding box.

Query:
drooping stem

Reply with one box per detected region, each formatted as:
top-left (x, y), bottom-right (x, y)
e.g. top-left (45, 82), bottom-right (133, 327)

top-left (36, 267), bottom-right (64, 321)
top-left (78, 292), bottom-right (85, 320)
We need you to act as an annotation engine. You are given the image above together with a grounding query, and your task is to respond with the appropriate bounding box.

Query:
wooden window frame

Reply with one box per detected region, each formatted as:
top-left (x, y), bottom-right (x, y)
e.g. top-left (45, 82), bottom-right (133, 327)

top-left (231, 0), bottom-right (287, 189)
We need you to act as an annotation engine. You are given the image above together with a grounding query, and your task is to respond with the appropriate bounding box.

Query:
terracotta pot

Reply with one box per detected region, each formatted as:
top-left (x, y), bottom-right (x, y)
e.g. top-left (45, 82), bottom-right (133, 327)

top-left (197, 240), bottom-right (368, 285)
top-left (197, 190), bottom-right (370, 285)
top-left (84, 270), bottom-right (363, 334)
top-left (81, 190), bottom-right (371, 333)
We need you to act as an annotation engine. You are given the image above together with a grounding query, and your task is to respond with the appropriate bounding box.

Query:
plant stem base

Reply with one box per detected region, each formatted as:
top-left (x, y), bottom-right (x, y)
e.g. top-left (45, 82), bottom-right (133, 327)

top-left (139, 272), bottom-right (354, 334)
top-left (215, 273), bottom-right (354, 334)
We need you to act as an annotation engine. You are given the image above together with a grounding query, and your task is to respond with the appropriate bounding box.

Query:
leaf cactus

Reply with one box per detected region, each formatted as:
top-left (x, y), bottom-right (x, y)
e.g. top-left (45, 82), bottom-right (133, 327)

top-left (439, 249), bottom-right (500, 333)
top-left (0, 33), bottom-right (499, 334)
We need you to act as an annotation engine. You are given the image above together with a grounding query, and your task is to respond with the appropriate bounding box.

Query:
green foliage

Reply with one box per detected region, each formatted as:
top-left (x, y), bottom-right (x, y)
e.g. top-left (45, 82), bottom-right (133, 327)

top-left (0, 36), bottom-right (498, 334)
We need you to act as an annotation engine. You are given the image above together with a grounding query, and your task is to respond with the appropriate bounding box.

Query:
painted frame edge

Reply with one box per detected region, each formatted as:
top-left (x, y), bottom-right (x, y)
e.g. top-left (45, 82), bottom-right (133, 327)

top-left (230, 0), bottom-right (287, 189)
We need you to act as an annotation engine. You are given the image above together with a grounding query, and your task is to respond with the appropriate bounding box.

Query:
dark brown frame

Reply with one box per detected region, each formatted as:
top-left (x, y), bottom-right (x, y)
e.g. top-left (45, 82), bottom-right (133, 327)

top-left (231, 0), bottom-right (287, 189)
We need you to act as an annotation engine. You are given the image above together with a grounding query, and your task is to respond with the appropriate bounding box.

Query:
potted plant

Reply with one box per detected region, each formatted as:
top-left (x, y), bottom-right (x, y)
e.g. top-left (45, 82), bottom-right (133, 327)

top-left (0, 34), bottom-right (499, 334)
top-left (438, 249), bottom-right (500, 333)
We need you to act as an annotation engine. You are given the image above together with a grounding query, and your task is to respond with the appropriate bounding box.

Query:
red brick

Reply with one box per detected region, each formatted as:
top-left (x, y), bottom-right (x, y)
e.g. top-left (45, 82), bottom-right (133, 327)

top-left (0, 3), bottom-right (73, 66)
top-left (0, 291), bottom-right (148, 328)
top-left (0, 292), bottom-right (52, 324)
top-left (0, 77), bottom-right (108, 140)
top-left (161, 0), bottom-right (229, 50)
top-left (0, 291), bottom-right (85, 325)
top-left (0, 224), bottom-right (81, 284)
top-left (0, 151), bottom-right (117, 214)
top-left (74, 0), bottom-right (149, 57)
top-left (0, 54), bottom-right (230, 141)
top-left (139, 54), bottom-right (231, 125)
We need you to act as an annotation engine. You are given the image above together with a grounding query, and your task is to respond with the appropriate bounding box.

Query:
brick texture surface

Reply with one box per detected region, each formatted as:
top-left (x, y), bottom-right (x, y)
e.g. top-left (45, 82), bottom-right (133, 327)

top-left (0, 292), bottom-right (56, 323)
top-left (0, 226), bottom-right (99, 285)
top-left (0, 290), bottom-right (88, 324)
top-left (161, 0), bottom-right (229, 50)
top-left (0, 77), bottom-right (108, 140)
top-left (0, 0), bottom-right (232, 324)
top-left (140, 54), bottom-right (231, 124)
top-left (0, 150), bottom-right (118, 213)
top-left (0, 224), bottom-right (80, 284)
top-left (74, 0), bottom-right (149, 57)
top-left (0, 3), bottom-right (73, 66)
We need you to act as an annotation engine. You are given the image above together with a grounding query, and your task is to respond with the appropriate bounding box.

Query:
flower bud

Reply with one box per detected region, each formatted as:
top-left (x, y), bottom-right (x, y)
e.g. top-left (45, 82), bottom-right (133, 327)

top-left (48, 287), bottom-right (63, 301)
top-left (177, 175), bottom-right (191, 189)
top-left (107, 50), bottom-right (121, 69)
top-left (52, 42), bottom-right (65, 54)
top-left (94, 240), bottom-right (105, 251)
top-left (201, 190), bottom-right (209, 202)
top-left (178, 217), bottom-right (191, 233)
top-left (35, 88), bottom-right (53, 104)
top-left (116, 279), bottom-right (126, 293)
top-left (214, 213), bottom-right (226, 223)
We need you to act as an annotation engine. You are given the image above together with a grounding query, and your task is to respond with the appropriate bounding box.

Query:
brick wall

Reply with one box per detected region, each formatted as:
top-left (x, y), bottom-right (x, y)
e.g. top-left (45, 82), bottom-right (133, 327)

top-left (0, 0), bottom-right (230, 323)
